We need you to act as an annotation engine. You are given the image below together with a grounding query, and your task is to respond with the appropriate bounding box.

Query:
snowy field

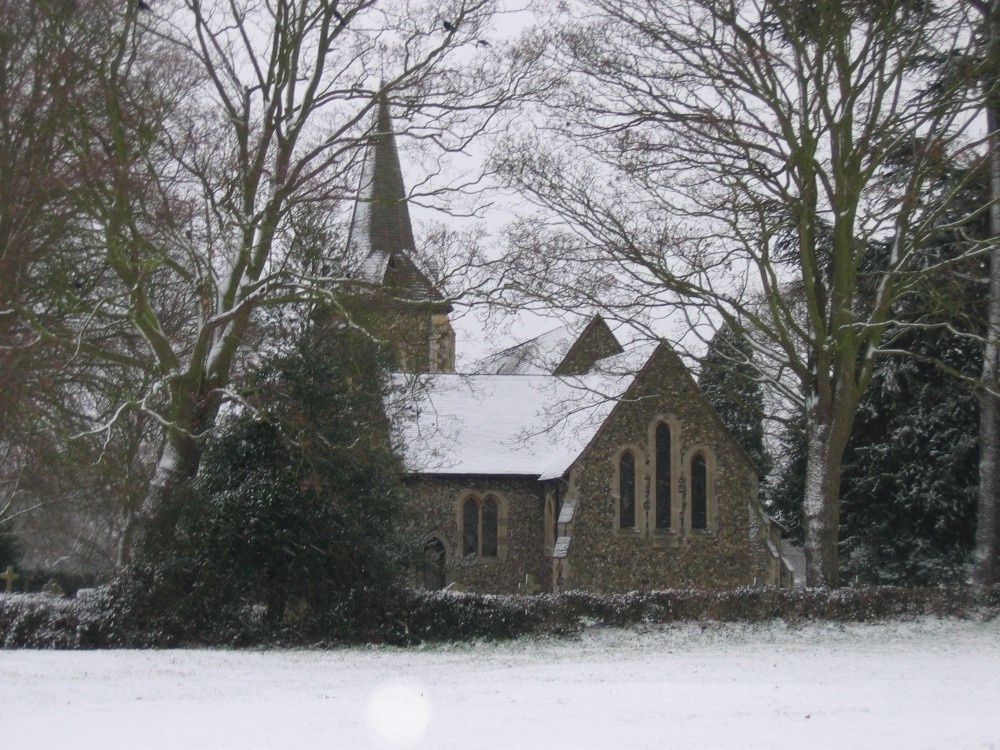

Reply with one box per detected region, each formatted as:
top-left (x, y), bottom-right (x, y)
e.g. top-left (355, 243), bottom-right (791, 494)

top-left (3, 618), bottom-right (999, 750)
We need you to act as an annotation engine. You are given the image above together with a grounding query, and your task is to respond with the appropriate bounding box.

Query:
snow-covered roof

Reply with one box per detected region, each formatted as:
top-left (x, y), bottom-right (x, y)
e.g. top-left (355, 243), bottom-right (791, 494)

top-left (389, 344), bottom-right (657, 480)
top-left (356, 249), bottom-right (390, 283)
top-left (472, 323), bottom-right (581, 375)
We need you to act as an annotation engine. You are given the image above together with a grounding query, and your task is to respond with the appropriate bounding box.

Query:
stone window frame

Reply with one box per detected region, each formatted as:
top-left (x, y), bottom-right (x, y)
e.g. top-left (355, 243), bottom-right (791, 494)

top-left (613, 445), bottom-right (644, 534)
top-left (684, 445), bottom-right (717, 534)
top-left (456, 491), bottom-right (509, 562)
top-left (544, 492), bottom-right (556, 556)
top-left (648, 415), bottom-right (682, 536)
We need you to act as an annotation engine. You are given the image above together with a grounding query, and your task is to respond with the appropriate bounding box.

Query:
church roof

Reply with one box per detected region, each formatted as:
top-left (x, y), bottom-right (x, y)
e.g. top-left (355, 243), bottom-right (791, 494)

top-left (472, 316), bottom-right (624, 375)
top-left (471, 323), bottom-right (580, 375)
top-left (388, 344), bottom-right (657, 480)
top-left (347, 92), bottom-right (443, 303)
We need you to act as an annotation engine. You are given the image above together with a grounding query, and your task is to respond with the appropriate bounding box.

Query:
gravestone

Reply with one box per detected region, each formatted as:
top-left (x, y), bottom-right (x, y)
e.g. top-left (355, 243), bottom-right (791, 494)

top-left (517, 574), bottom-right (541, 595)
top-left (42, 578), bottom-right (65, 597)
top-left (1, 565), bottom-right (19, 593)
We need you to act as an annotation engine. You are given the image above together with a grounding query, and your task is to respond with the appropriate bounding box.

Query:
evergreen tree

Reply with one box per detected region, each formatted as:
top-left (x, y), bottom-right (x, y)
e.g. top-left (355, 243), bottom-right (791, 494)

top-left (767, 417), bottom-right (807, 545)
top-left (699, 324), bottom-right (772, 477)
top-left (195, 324), bottom-right (404, 633)
top-left (117, 323), bottom-right (405, 643)
top-left (838, 326), bottom-right (980, 585)
top-left (769, 286), bottom-right (981, 583)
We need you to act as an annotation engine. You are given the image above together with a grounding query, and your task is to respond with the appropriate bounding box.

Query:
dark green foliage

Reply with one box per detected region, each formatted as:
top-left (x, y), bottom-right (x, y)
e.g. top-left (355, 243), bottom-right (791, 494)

top-left (7, 585), bottom-right (1000, 649)
top-left (769, 160), bottom-right (985, 583)
top-left (839, 326), bottom-right (979, 585)
top-left (770, 331), bottom-right (979, 584)
top-left (0, 591), bottom-right (111, 648)
top-left (357, 585), bottom-right (1000, 642)
top-left (112, 324), bottom-right (405, 645)
top-left (838, 168), bottom-right (984, 585)
top-left (766, 417), bottom-right (807, 544)
top-left (0, 530), bottom-right (18, 572)
top-left (194, 325), bottom-right (404, 637)
top-left (699, 324), bottom-right (771, 477)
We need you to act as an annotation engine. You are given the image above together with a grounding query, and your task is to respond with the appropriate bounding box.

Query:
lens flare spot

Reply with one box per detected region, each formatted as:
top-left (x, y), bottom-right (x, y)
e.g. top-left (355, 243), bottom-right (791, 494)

top-left (365, 680), bottom-right (431, 747)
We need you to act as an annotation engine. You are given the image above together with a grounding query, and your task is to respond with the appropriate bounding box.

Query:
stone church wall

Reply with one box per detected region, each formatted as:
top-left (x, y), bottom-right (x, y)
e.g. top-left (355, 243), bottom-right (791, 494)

top-left (403, 475), bottom-right (551, 593)
top-left (564, 345), bottom-right (771, 592)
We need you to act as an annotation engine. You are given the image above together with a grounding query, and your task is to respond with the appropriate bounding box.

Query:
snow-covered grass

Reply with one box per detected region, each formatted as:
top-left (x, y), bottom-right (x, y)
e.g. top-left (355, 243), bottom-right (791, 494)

top-left (3, 617), bottom-right (999, 749)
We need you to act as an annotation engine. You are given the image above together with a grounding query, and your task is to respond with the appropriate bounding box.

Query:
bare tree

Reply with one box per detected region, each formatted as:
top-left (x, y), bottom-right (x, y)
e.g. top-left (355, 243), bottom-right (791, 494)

top-left (0, 0), bottom-right (158, 570)
top-left (3, 0), bottom-right (539, 565)
top-left (492, 0), bottom-right (984, 585)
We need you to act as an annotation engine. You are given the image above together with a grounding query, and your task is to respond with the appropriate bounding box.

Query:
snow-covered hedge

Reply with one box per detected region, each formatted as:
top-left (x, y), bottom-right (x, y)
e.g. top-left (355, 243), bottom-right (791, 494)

top-left (554, 586), bottom-right (1000, 627)
top-left (391, 586), bottom-right (1000, 644)
top-left (392, 590), bottom-right (579, 643)
top-left (2, 585), bottom-right (998, 649)
top-left (0, 592), bottom-right (109, 649)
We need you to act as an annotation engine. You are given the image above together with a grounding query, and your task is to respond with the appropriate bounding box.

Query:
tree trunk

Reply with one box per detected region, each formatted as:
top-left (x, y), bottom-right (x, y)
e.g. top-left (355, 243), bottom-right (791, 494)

top-left (975, 9), bottom-right (1000, 587)
top-left (122, 426), bottom-right (201, 567)
top-left (977, 367), bottom-right (1000, 587)
top-left (802, 404), bottom-right (855, 588)
top-left (120, 368), bottom-right (229, 567)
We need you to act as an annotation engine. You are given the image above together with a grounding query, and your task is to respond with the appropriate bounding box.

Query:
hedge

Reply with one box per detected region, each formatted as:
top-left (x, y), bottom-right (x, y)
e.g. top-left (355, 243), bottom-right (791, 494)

top-left (2, 585), bottom-right (998, 649)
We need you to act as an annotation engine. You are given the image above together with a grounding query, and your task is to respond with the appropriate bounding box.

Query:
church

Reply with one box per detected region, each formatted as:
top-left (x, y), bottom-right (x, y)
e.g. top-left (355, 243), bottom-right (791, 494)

top-left (344, 95), bottom-right (794, 594)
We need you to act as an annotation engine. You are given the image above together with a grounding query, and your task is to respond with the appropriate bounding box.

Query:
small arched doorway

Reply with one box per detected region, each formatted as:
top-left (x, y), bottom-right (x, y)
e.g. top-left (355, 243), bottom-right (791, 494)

top-left (422, 539), bottom-right (447, 590)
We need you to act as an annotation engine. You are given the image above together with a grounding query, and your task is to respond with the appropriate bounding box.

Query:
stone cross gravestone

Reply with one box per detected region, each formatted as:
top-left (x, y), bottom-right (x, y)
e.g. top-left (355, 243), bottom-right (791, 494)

top-left (1, 565), bottom-right (20, 593)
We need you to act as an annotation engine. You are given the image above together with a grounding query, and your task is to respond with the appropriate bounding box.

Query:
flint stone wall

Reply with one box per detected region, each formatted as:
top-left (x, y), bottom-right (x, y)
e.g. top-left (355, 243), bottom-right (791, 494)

top-left (563, 345), bottom-right (774, 592)
top-left (403, 475), bottom-right (550, 593)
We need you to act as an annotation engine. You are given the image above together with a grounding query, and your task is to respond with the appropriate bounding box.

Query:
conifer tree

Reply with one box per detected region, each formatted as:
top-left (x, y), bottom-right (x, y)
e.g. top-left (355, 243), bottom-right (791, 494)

top-left (838, 326), bottom-right (979, 584)
top-left (699, 325), bottom-right (771, 478)
top-left (767, 417), bottom-right (807, 544)
top-left (198, 323), bottom-right (403, 631)
top-left (117, 322), bottom-right (405, 642)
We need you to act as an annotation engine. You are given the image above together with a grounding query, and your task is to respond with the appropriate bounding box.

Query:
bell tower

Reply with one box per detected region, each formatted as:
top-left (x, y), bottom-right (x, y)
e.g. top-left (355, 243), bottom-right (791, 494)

top-left (344, 92), bottom-right (456, 373)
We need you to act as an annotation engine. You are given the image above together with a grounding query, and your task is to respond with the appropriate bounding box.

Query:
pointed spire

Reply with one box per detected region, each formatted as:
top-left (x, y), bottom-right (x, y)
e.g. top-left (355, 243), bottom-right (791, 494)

top-left (349, 90), bottom-right (444, 303)
top-left (348, 90), bottom-right (417, 263)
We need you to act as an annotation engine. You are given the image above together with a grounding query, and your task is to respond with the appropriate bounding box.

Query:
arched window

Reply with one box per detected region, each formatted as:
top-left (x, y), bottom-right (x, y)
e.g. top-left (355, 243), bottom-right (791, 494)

top-left (691, 453), bottom-right (708, 530)
top-left (655, 423), bottom-right (672, 529)
top-left (619, 451), bottom-right (636, 529)
top-left (459, 494), bottom-right (504, 559)
top-left (462, 497), bottom-right (479, 555)
top-left (482, 496), bottom-right (499, 557)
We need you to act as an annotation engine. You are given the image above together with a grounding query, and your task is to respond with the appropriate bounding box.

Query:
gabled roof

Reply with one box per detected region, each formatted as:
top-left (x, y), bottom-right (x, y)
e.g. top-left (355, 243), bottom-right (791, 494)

top-left (347, 92), bottom-right (443, 303)
top-left (472, 322), bottom-right (581, 375)
top-left (388, 344), bottom-right (657, 480)
top-left (472, 316), bottom-right (623, 376)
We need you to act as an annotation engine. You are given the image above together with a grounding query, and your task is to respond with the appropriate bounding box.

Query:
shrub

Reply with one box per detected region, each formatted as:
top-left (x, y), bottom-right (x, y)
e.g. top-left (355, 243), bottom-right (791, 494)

top-left (112, 324), bottom-right (406, 647)
top-left (0, 591), bottom-right (109, 648)
top-left (4, 584), bottom-right (998, 649)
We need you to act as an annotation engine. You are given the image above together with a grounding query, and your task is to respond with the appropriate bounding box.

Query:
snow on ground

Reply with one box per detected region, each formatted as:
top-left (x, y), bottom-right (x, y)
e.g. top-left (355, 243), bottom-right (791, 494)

top-left (3, 618), bottom-right (999, 750)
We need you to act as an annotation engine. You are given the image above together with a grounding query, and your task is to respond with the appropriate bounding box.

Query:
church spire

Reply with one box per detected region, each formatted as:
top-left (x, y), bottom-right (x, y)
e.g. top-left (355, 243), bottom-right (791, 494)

top-left (343, 89), bottom-right (456, 374)
top-left (348, 91), bottom-right (417, 263)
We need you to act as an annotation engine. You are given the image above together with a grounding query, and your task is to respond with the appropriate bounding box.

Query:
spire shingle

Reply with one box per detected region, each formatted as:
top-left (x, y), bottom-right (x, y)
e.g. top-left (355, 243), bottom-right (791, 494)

top-left (347, 93), bottom-right (443, 303)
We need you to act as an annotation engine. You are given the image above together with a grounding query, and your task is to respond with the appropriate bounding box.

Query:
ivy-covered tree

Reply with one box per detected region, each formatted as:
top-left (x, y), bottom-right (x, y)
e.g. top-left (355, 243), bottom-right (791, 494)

top-left (699, 324), bottom-right (771, 478)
